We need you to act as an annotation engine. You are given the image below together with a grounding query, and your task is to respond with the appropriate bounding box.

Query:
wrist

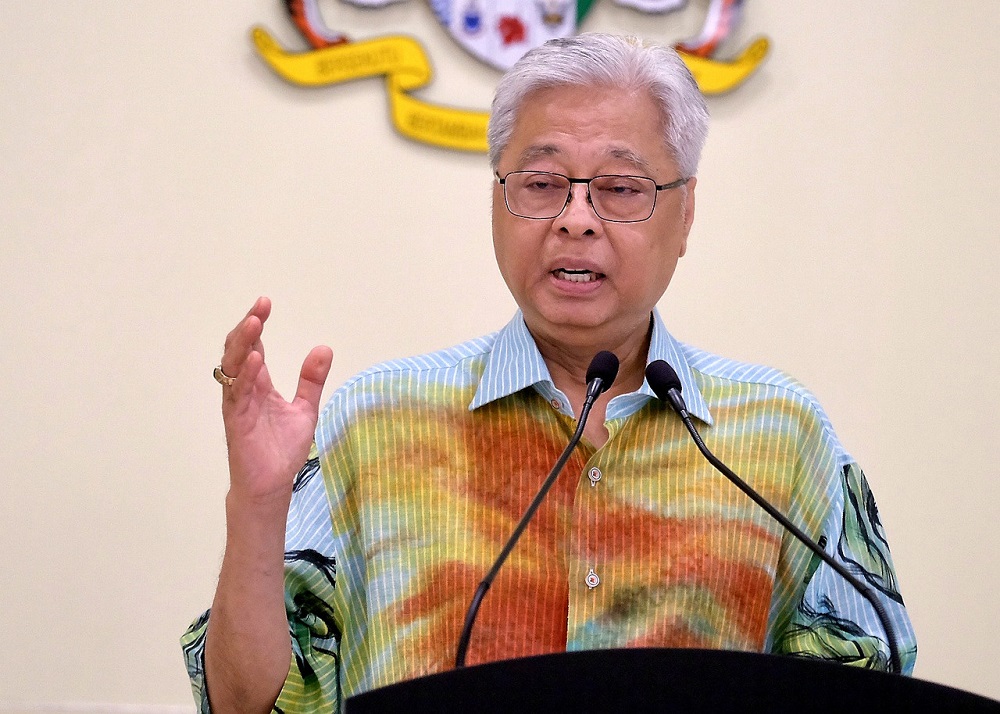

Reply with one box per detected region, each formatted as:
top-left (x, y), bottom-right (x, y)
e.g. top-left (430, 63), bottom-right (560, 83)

top-left (225, 484), bottom-right (293, 516)
top-left (222, 490), bottom-right (290, 561)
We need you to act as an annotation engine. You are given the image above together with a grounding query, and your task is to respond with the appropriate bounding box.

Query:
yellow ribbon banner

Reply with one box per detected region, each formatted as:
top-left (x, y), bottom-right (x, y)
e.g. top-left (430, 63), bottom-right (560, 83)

top-left (251, 27), bottom-right (769, 153)
top-left (679, 37), bottom-right (771, 95)
top-left (253, 28), bottom-right (489, 152)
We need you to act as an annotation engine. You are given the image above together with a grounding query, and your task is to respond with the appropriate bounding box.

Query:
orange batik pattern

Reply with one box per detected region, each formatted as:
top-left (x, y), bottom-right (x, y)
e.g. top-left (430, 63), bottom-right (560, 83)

top-left (320, 370), bottom-right (810, 697)
top-left (335, 391), bottom-right (585, 679)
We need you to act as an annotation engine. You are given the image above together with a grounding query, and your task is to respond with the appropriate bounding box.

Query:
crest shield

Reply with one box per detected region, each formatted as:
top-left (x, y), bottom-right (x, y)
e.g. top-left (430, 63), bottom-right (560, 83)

top-left (254, 0), bottom-right (770, 151)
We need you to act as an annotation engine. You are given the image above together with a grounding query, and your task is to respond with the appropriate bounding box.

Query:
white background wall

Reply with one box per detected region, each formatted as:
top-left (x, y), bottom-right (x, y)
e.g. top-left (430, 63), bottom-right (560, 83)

top-left (1, 1), bottom-right (997, 709)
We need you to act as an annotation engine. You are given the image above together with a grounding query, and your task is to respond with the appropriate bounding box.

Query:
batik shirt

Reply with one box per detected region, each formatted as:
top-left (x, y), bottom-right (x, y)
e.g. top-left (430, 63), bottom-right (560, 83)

top-left (182, 310), bottom-right (917, 711)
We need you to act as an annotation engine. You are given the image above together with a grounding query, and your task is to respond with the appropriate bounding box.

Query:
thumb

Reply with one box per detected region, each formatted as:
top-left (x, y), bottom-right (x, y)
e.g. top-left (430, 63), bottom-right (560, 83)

top-left (294, 345), bottom-right (334, 412)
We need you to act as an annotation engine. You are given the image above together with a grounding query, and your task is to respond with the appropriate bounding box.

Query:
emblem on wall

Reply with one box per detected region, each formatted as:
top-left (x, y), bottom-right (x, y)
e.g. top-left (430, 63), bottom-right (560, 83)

top-left (252, 0), bottom-right (769, 151)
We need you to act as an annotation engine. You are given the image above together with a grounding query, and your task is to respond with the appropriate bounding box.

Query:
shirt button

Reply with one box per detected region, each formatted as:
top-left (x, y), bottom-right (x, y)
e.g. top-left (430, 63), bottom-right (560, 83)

top-left (585, 568), bottom-right (601, 589)
top-left (588, 467), bottom-right (602, 487)
top-left (550, 397), bottom-right (562, 410)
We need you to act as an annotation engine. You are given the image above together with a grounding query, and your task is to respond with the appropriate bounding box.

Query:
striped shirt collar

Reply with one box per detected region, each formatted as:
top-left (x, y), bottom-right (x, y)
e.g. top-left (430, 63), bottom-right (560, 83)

top-left (469, 309), bottom-right (713, 425)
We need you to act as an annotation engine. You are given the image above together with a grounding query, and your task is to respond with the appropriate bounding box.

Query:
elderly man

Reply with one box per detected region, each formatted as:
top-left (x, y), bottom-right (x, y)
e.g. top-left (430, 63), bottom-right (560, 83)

top-left (183, 33), bottom-right (916, 712)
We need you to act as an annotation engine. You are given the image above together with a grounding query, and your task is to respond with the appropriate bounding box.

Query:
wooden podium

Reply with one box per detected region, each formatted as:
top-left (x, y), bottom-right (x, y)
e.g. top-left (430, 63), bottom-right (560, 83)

top-left (346, 648), bottom-right (1000, 712)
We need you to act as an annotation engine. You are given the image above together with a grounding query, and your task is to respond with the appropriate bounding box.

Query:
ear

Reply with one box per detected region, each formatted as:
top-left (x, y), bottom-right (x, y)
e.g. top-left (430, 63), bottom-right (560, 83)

top-left (678, 177), bottom-right (696, 258)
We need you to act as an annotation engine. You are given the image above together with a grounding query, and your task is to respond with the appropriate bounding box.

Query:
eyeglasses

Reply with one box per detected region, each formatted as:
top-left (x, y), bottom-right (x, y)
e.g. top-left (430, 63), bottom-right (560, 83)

top-left (496, 171), bottom-right (688, 223)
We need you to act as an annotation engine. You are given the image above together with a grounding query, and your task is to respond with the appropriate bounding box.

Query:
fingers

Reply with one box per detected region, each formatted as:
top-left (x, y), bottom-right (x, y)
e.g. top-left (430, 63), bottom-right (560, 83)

top-left (218, 300), bottom-right (330, 416)
top-left (221, 297), bottom-right (271, 377)
top-left (294, 346), bottom-right (334, 412)
top-left (246, 297), bottom-right (270, 362)
top-left (230, 348), bottom-right (266, 403)
top-left (247, 295), bottom-right (272, 323)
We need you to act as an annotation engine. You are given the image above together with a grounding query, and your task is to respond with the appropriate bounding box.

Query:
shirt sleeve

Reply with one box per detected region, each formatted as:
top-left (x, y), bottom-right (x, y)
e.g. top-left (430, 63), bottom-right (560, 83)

top-left (180, 449), bottom-right (344, 712)
top-left (772, 461), bottom-right (917, 673)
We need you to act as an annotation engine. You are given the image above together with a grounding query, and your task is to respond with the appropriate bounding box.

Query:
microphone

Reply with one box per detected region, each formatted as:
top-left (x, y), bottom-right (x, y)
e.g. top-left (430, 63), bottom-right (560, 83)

top-left (455, 350), bottom-right (620, 668)
top-left (585, 349), bottom-right (620, 402)
top-left (644, 359), bottom-right (902, 675)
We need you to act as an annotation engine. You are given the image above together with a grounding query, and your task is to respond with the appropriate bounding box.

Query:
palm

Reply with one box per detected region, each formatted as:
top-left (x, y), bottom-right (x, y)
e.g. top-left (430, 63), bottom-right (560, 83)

top-left (225, 365), bottom-right (317, 499)
top-left (219, 298), bottom-right (333, 503)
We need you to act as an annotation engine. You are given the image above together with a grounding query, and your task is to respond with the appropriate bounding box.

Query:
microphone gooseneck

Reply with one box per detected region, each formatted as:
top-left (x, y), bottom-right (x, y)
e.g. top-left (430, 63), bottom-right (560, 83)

top-left (454, 351), bottom-right (620, 668)
top-left (644, 359), bottom-right (902, 675)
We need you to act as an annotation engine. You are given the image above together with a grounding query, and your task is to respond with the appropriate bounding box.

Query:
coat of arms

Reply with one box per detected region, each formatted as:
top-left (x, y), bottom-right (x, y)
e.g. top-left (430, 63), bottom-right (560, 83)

top-left (253, 0), bottom-right (769, 151)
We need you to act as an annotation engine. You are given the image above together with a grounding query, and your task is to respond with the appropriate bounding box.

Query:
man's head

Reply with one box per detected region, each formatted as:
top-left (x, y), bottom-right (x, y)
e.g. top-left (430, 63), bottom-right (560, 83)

top-left (488, 33), bottom-right (709, 178)
top-left (488, 34), bottom-right (709, 357)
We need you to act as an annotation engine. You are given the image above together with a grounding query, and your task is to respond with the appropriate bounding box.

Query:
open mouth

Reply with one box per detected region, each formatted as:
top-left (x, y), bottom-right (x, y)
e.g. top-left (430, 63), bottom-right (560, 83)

top-left (552, 268), bottom-right (605, 283)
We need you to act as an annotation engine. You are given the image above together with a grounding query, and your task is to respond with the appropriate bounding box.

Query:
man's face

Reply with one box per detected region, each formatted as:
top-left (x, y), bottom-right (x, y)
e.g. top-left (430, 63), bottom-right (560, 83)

top-left (492, 84), bottom-right (696, 351)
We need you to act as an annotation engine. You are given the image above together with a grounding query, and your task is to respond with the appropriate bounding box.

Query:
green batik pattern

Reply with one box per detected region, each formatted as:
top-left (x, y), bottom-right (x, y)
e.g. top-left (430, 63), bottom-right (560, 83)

top-left (774, 464), bottom-right (914, 670)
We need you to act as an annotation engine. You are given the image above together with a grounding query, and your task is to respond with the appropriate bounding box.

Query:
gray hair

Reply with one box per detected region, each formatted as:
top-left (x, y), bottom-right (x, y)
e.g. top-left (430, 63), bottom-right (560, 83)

top-left (487, 33), bottom-right (709, 178)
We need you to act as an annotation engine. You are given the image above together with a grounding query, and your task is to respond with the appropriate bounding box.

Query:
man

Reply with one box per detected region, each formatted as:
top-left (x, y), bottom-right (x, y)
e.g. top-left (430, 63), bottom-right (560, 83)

top-left (183, 33), bottom-right (916, 712)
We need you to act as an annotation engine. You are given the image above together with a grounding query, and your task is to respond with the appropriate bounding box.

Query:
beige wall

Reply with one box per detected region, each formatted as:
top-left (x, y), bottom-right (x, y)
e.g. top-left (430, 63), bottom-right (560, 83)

top-left (1, 1), bottom-right (997, 708)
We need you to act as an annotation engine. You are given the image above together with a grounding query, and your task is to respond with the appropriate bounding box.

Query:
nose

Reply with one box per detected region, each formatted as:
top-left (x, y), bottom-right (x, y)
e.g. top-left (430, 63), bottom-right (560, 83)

top-left (555, 182), bottom-right (600, 236)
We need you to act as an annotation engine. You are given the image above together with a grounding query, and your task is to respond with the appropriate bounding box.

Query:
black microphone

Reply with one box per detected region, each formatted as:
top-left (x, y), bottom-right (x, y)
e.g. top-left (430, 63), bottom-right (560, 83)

top-left (585, 349), bottom-right (620, 402)
top-left (454, 350), bottom-right (620, 668)
top-left (644, 359), bottom-right (902, 675)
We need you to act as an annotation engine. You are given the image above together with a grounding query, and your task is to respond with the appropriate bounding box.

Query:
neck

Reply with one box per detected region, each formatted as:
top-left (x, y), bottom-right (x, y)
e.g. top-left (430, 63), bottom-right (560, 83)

top-left (529, 314), bottom-right (653, 413)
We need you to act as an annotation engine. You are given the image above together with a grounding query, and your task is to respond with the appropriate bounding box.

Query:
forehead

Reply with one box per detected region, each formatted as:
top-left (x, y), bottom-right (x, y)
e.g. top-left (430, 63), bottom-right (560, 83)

top-left (501, 84), bottom-right (673, 174)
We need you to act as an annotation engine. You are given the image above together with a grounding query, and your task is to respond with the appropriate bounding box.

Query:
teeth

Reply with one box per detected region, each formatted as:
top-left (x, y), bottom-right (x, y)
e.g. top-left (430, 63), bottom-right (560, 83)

top-left (554, 269), bottom-right (599, 283)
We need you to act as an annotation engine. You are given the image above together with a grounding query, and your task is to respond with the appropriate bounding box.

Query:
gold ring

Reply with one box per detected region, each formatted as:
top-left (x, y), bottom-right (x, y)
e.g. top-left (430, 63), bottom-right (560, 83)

top-left (213, 365), bottom-right (236, 387)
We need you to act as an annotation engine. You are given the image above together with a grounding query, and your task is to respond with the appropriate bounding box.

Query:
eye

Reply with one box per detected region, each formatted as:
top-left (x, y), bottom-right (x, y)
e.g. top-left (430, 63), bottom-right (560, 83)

top-left (595, 176), bottom-right (647, 196)
top-left (521, 173), bottom-right (566, 192)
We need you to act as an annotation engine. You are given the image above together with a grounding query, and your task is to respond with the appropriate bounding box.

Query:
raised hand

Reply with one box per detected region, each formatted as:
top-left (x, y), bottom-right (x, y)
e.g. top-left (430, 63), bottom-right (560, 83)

top-left (206, 296), bottom-right (334, 712)
top-left (218, 296), bottom-right (333, 505)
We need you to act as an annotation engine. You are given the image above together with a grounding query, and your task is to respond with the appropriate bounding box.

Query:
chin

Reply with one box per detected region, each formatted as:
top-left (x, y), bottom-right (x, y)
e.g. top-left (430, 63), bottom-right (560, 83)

top-left (532, 305), bottom-right (614, 335)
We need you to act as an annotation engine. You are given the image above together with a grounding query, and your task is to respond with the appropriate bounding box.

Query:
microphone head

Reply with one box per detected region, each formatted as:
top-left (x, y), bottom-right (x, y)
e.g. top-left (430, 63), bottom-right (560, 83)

top-left (645, 360), bottom-right (683, 401)
top-left (586, 350), bottom-right (620, 394)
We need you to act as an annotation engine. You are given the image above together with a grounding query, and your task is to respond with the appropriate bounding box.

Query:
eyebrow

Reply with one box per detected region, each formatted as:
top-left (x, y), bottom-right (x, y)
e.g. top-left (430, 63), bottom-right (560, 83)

top-left (516, 144), bottom-right (560, 166)
top-left (516, 145), bottom-right (656, 176)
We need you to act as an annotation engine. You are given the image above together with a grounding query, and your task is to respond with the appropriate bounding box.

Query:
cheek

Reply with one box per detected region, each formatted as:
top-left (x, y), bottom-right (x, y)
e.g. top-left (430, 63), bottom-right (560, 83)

top-left (494, 212), bottom-right (545, 265)
top-left (617, 229), bottom-right (684, 297)
top-left (652, 247), bottom-right (683, 295)
top-left (492, 214), bottom-right (531, 293)
top-left (492, 203), bottom-right (512, 260)
top-left (492, 211), bottom-right (513, 266)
